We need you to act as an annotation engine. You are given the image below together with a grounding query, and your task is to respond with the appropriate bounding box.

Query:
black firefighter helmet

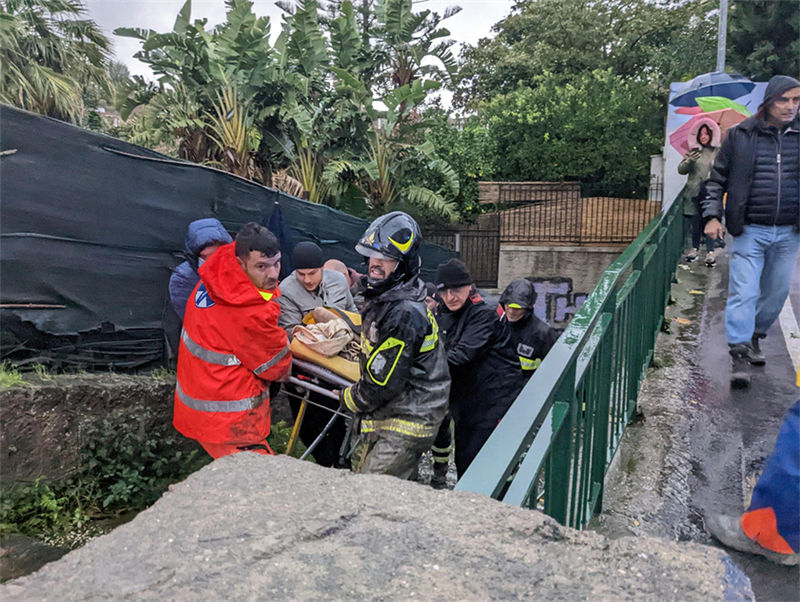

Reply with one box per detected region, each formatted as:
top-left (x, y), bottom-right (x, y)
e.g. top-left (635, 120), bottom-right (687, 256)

top-left (356, 211), bottom-right (422, 294)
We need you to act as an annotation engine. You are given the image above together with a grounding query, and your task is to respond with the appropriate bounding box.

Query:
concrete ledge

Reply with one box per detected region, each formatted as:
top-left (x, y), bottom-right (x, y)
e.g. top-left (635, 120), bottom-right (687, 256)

top-left (3, 453), bottom-right (752, 600)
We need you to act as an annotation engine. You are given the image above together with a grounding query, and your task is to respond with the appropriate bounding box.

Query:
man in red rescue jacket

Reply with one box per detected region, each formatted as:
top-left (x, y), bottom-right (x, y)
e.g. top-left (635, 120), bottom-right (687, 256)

top-left (173, 222), bottom-right (291, 459)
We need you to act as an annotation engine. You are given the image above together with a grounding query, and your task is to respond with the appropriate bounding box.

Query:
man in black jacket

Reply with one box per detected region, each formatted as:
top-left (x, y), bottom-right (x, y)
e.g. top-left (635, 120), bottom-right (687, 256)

top-left (702, 75), bottom-right (800, 389)
top-left (340, 212), bottom-right (450, 479)
top-left (434, 259), bottom-right (498, 481)
top-left (448, 277), bottom-right (559, 478)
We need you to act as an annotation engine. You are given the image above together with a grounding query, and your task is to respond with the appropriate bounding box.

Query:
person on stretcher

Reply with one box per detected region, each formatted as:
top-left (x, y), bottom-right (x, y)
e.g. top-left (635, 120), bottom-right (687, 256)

top-left (278, 241), bottom-right (357, 467)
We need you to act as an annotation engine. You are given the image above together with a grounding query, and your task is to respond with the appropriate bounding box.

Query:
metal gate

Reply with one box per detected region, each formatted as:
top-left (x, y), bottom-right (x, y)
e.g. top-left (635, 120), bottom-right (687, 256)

top-left (427, 213), bottom-right (500, 288)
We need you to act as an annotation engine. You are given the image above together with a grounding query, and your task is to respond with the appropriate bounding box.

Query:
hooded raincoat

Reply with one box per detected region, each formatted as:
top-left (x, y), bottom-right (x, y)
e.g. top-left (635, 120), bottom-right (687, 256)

top-left (173, 242), bottom-right (291, 454)
top-left (169, 218), bottom-right (233, 320)
top-left (452, 279), bottom-right (558, 475)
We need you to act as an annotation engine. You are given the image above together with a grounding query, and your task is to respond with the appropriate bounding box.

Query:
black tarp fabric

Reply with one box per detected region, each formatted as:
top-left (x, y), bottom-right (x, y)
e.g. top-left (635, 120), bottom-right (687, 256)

top-left (0, 105), bottom-right (455, 369)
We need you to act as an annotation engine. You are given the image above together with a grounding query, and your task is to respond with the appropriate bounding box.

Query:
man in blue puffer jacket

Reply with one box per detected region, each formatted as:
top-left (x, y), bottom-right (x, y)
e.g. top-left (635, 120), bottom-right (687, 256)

top-left (169, 218), bottom-right (233, 320)
top-left (702, 75), bottom-right (800, 388)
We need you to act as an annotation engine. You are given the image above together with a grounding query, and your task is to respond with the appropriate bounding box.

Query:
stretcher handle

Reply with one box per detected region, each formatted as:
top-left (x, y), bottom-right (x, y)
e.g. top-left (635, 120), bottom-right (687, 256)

top-left (292, 358), bottom-right (355, 389)
top-left (288, 376), bottom-right (346, 407)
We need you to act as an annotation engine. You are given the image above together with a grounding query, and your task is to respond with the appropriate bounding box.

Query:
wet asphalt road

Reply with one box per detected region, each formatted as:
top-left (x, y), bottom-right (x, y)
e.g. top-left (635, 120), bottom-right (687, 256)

top-left (594, 241), bottom-right (799, 601)
top-left (689, 245), bottom-right (799, 601)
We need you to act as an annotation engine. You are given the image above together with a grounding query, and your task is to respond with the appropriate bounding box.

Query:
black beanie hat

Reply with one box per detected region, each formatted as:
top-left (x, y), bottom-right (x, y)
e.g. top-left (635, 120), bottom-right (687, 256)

top-left (435, 259), bottom-right (472, 289)
top-left (292, 241), bottom-right (323, 270)
top-left (760, 75), bottom-right (800, 109)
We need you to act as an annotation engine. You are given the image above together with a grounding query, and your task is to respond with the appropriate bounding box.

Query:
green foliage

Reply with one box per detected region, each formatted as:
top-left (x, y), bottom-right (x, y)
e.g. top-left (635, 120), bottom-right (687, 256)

top-left (455, 0), bottom-right (716, 108)
top-left (111, 0), bottom-right (460, 220)
top-left (478, 70), bottom-right (662, 197)
top-left (0, 361), bottom-right (24, 388)
top-left (0, 407), bottom-right (210, 547)
top-left (423, 109), bottom-right (497, 218)
top-left (728, 0), bottom-right (800, 81)
top-left (0, 0), bottom-right (111, 122)
top-left (267, 420), bottom-right (308, 458)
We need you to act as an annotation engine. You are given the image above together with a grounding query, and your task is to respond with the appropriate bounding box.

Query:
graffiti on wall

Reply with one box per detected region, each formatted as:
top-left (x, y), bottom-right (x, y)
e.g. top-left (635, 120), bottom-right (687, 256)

top-left (529, 277), bottom-right (588, 327)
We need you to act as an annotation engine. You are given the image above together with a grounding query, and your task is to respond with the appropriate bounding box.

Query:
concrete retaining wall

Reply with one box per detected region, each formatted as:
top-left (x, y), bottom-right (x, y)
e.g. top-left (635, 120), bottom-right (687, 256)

top-left (497, 245), bottom-right (621, 327)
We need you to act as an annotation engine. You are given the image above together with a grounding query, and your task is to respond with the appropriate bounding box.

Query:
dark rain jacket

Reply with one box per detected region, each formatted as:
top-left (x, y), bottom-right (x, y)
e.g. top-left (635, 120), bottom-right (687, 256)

top-left (701, 114), bottom-right (800, 236)
top-left (169, 218), bottom-right (232, 319)
top-left (341, 276), bottom-right (450, 440)
top-left (470, 311), bottom-right (559, 429)
top-left (437, 288), bottom-right (498, 415)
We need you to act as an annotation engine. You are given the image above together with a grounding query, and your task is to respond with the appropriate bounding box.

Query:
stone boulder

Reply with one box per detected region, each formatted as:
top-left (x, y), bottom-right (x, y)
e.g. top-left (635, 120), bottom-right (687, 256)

top-left (2, 453), bottom-right (753, 600)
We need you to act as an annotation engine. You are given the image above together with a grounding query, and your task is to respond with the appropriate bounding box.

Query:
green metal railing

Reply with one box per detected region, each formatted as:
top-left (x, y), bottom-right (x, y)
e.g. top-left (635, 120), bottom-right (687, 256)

top-left (455, 197), bottom-right (684, 529)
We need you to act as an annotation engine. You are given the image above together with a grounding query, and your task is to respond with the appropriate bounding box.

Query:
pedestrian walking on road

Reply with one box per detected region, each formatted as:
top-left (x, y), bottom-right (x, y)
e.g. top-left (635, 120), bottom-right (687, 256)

top-left (678, 120), bottom-right (721, 266)
top-left (701, 75), bottom-right (800, 388)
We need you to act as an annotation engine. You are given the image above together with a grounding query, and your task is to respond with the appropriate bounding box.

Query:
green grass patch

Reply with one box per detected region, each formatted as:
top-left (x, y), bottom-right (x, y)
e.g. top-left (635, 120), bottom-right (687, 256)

top-left (0, 362), bottom-right (25, 388)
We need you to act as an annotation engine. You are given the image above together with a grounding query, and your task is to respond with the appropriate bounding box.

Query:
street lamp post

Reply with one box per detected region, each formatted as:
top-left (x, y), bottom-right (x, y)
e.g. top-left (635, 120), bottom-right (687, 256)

top-left (716, 0), bottom-right (728, 72)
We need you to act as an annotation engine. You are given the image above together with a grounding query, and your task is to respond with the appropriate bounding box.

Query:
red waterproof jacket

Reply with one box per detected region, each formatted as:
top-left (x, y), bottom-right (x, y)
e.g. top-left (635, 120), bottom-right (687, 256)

top-left (173, 242), bottom-right (290, 444)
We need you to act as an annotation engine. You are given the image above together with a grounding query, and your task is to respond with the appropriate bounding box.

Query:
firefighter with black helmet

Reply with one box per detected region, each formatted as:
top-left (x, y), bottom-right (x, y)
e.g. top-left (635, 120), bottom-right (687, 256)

top-left (339, 211), bottom-right (451, 479)
top-left (456, 278), bottom-right (559, 476)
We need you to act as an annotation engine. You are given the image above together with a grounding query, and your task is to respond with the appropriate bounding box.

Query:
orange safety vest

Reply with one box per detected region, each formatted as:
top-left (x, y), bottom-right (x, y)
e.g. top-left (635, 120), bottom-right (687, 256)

top-left (173, 243), bottom-right (290, 445)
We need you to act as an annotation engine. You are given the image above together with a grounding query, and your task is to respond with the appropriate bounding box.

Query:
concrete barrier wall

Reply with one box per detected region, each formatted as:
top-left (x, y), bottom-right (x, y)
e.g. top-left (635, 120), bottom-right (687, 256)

top-left (497, 245), bottom-right (621, 328)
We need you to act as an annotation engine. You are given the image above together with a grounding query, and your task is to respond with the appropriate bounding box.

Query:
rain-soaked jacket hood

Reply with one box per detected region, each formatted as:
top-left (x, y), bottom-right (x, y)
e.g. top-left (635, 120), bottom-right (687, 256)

top-left (198, 242), bottom-right (280, 307)
top-left (185, 218), bottom-right (233, 270)
top-left (499, 279), bottom-right (536, 310)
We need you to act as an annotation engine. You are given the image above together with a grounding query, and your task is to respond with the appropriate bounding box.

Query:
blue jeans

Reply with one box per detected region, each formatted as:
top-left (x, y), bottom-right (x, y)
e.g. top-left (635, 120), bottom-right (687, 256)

top-left (726, 224), bottom-right (800, 345)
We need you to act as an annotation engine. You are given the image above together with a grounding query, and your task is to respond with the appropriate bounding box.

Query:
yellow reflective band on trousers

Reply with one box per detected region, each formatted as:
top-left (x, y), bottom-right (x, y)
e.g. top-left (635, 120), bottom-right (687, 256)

top-left (431, 443), bottom-right (452, 461)
top-left (366, 337), bottom-right (405, 386)
top-left (519, 356), bottom-right (542, 371)
top-left (342, 386), bottom-right (359, 413)
top-left (360, 418), bottom-right (436, 439)
top-left (419, 308), bottom-right (439, 352)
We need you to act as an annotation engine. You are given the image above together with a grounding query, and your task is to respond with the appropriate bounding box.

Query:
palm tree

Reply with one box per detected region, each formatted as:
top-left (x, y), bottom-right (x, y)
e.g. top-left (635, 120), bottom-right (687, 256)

top-left (0, 0), bottom-right (111, 123)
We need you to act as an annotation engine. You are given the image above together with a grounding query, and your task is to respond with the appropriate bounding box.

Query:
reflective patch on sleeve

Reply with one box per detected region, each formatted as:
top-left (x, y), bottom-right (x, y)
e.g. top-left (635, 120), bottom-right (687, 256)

top-left (343, 386), bottom-right (359, 413)
top-left (360, 332), bottom-right (373, 356)
top-left (519, 356), bottom-right (542, 371)
top-left (419, 308), bottom-right (439, 352)
top-left (366, 337), bottom-right (405, 386)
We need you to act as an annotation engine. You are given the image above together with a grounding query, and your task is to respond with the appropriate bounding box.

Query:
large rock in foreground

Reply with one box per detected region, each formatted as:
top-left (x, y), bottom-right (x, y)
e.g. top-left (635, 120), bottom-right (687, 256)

top-left (3, 454), bottom-right (752, 600)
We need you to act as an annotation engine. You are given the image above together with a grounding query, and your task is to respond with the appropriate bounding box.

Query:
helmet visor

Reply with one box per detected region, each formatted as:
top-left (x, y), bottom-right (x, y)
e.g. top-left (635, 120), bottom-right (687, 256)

top-left (355, 243), bottom-right (397, 261)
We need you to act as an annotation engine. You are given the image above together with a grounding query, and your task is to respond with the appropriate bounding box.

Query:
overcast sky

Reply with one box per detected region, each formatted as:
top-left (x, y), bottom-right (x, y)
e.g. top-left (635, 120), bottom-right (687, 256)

top-left (83, 0), bottom-right (515, 79)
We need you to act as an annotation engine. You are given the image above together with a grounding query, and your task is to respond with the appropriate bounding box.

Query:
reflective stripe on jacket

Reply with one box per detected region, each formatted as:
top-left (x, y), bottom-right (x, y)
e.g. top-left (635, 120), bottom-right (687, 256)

top-left (341, 277), bottom-right (450, 439)
top-left (173, 243), bottom-right (291, 445)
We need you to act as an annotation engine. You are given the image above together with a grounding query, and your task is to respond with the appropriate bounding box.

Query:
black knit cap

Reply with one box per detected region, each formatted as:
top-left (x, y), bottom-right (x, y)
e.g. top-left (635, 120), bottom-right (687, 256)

top-left (760, 75), bottom-right (800, 108)
top-left (435, 258), bottom-right (472, 290)
top-left (292, 241), bottom-right (323, 270)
